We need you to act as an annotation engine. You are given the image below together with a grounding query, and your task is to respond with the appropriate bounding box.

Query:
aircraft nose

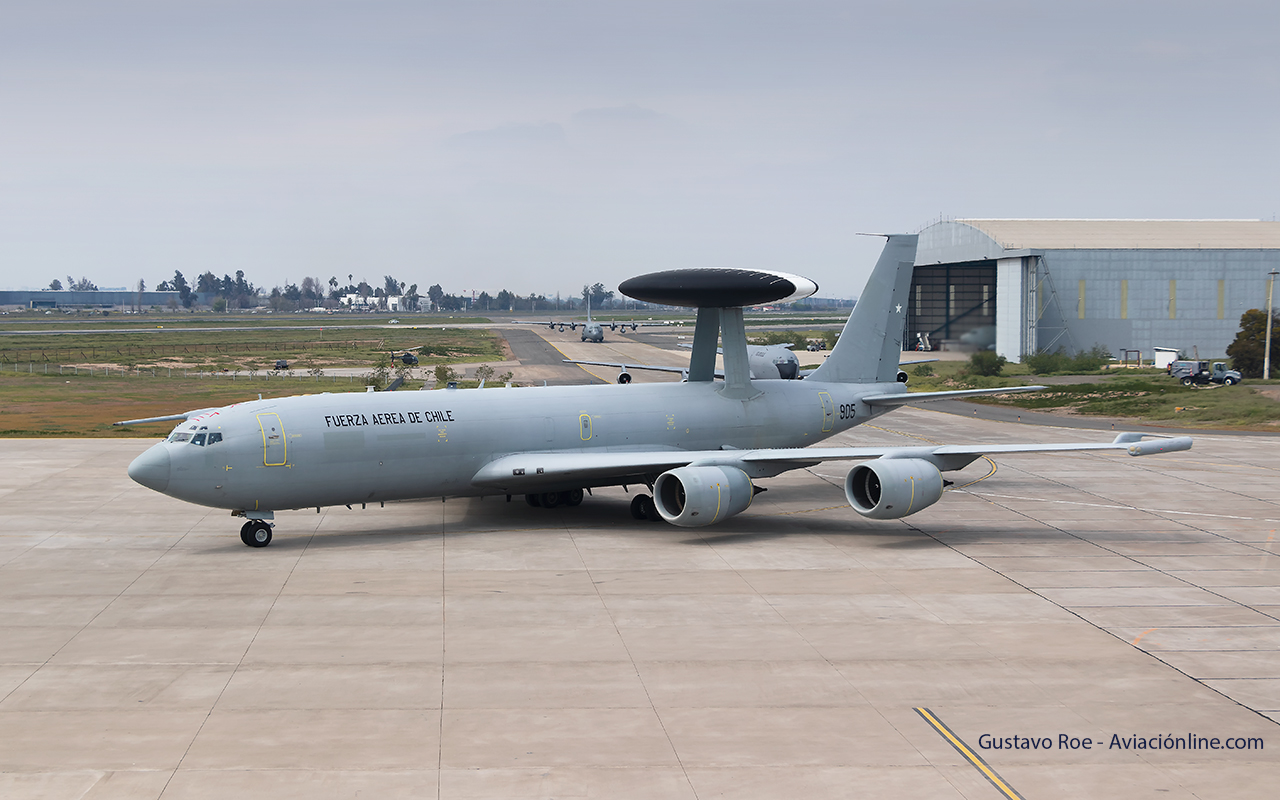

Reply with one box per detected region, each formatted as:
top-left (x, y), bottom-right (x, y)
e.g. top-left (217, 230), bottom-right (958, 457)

top-left (128, 444), bottom-right (170, 492)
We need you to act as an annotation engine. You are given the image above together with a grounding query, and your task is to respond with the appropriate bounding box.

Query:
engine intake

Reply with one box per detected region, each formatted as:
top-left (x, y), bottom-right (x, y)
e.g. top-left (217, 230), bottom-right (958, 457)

top-left (653, 465), bottom-right (754, 527)
top-left (844, 458), bottom-right (943, 520)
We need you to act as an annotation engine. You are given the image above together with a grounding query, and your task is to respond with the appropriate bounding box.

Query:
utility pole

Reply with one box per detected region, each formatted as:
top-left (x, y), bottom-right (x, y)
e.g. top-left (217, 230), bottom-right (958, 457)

top-left (1265, 270), bottom-right (1279, 380)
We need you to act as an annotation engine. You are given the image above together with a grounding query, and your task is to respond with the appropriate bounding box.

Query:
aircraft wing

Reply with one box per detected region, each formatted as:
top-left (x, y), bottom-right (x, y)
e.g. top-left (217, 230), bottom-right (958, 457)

top-left (860, 385), bottom-right (1046, 405)
top-left (471, 432), bottom-right (1192, 488)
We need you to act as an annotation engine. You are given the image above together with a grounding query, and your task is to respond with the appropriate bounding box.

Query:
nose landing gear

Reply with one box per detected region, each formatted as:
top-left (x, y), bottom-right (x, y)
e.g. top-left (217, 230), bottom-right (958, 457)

top-left (240, 520), bottom-right (273, 547)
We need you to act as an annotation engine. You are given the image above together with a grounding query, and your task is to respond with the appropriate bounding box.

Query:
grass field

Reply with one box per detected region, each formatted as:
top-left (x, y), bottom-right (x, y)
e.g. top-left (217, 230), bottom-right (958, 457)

top-left (973, 378), bottom-right (1280, 428)
top-left (0, 311), bottom-right (491, 332)
top-left (903, 359), bottom-right (1280, 430)
top-left (0, 324), bottom-right (505, 372)
top-left (0, 372), bottom-right (361, 437)
top-left (0, 317), bottom-right (513, 437)
top-left (4, 316), bottom-right (1278, 435)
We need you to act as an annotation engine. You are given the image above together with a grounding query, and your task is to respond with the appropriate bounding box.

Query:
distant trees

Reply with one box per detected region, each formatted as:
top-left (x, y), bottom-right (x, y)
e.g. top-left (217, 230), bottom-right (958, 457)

top-left (582, 282), bottom-right (614, 308)
top-left (154, 271), bottom-right (193, 307)
top-left (65, 276), bottom-right (98, 291)
top-left (1226, 308), bottom-right (1279, 378)
top-left (968, 350), bottom-right (1007, 376)
top-left (427, 284), bottom-right (445, 311)
top-left (48, 279), bottom-right (62, 290)
top-left (136, 265), bottom-right (611, 315)
top-left (196, 271), bottom-right (220, 294)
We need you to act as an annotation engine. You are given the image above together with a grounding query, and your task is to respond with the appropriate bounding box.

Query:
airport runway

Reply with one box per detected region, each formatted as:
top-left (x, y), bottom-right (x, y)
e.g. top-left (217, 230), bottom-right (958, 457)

top-left (1, 410), bottom-right (1278, 799)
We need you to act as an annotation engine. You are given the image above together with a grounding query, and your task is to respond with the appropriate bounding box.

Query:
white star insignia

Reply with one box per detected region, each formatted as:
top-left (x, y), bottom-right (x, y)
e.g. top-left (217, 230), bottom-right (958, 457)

top-left (895, 304), bottom-right (902, 313)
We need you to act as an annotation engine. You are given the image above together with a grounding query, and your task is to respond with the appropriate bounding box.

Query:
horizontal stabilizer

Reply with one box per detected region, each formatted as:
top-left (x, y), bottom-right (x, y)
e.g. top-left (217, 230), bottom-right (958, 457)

top-left (113, 408), bottom-right (219, 426)
top-left (860, 386), bottom-right (1046, 406)
top-left (563, 359), bottom-right (688, 375)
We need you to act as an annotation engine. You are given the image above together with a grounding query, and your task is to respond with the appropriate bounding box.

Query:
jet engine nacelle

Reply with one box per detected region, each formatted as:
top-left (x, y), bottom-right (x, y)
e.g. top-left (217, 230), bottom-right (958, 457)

top-left (653, 465), bottom-right (754, 527)
top-left (844, 458), bottom-right (943, 520)
top-left (617, 370), bottom-right (633, 384)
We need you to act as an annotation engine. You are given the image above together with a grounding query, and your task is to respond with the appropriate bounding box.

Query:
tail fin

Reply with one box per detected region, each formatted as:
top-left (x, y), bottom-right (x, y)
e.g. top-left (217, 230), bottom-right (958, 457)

top-left (807, 234), bottom-right (918, 384)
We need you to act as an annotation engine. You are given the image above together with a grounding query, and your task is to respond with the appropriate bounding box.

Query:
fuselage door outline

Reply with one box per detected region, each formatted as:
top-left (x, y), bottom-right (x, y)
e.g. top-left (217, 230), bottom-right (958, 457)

top-left (819, 391), bottom-right (834, 432)
top-left (257, 413), bottom-right (287, 466)
top-left (579, 413), bottom-right (593, 441)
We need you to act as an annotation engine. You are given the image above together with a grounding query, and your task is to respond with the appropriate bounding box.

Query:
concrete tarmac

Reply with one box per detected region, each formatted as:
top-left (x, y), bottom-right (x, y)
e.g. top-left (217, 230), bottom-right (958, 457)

top-left (2, 409), bottom-right (1279, 799)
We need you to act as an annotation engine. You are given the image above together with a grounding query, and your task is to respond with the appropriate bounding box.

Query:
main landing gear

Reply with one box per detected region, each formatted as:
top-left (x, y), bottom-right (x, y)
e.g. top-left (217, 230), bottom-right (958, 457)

top-left (240, 520), bottom-right (273, 548)
top-left (524, 488), bottom-right (585, 509)
top-left (629, 494), bottom-right (663, 522)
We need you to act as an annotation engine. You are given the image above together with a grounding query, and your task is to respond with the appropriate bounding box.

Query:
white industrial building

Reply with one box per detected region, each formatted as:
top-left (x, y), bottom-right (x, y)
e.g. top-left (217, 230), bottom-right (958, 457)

top-left (908, 219), bottom-right (1280, 362)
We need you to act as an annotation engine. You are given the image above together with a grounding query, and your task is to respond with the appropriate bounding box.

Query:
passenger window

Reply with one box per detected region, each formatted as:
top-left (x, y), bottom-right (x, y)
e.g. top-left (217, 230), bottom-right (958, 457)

top-left (191, 433), bottom-right (206, 446)
top-left (207, 432), bottom-right (223, 445)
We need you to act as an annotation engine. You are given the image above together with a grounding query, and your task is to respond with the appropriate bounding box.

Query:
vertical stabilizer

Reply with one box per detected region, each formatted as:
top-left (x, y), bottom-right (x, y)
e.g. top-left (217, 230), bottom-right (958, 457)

top-left (807, 234), bottom-right (918, 384)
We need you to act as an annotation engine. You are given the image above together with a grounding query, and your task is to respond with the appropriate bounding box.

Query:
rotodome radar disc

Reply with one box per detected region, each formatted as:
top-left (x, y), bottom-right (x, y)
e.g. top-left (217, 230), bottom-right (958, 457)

top-left (618, 268), bottom-right (818, 308)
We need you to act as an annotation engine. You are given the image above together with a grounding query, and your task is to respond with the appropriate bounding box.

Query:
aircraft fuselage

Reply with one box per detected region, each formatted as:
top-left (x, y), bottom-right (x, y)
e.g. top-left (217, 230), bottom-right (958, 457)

top-left (133, 379), bottom-right (898, 513)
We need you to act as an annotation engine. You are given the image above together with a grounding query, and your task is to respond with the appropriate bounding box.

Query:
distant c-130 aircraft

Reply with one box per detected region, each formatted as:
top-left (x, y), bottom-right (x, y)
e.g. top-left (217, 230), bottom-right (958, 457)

top-left (122, 235), bottom-right (1191, 547)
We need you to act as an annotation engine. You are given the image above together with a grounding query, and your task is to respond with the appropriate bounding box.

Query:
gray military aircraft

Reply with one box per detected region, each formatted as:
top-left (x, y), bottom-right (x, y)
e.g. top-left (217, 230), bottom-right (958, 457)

top-left (564, 341), bottom-right (803, 383)
top-left (565, 344), bottom-right (936, 384)
top-left (122, 235), bottom-right (1191, 547)
top-left (527, 295), bottom-right (666, 343)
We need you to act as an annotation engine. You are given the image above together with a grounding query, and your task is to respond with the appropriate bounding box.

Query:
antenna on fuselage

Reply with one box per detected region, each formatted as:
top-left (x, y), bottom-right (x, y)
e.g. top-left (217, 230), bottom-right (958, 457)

top-left (618, 268), bottom-right (818, 400)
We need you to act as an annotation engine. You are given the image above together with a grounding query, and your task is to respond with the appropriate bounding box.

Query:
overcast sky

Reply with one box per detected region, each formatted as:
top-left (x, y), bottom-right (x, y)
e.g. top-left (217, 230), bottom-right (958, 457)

top-left (2, 1), bottom-right (1277, 298)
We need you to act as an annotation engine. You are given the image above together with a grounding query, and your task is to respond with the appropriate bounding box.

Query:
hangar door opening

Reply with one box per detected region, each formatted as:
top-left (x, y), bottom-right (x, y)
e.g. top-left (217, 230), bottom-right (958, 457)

top-left (905, 260), bottom-right (996, 351)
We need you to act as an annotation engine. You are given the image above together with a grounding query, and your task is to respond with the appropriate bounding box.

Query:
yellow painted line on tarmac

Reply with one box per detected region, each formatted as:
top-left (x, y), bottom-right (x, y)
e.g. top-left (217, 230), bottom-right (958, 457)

top-left (915, 707), bottom-right (1027, 800)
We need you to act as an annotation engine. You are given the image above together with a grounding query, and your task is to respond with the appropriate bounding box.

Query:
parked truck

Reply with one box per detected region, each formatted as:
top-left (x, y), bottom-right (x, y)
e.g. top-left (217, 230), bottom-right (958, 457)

top-left (1168, 360), bottom-right (1241, 386)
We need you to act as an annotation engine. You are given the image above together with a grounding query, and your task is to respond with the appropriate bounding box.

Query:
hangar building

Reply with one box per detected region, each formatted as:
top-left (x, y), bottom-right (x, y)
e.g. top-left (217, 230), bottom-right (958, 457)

top-left (908, 219), bottom-right (1280, 362)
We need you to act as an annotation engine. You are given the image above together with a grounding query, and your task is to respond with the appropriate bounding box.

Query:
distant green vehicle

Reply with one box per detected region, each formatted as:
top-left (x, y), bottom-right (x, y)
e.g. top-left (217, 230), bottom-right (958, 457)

top-left (1169, 360), bottom-right (1241, 386)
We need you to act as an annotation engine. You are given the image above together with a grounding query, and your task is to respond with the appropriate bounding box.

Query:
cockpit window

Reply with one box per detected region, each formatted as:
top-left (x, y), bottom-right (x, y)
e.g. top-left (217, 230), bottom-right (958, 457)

top-left (191, 433), bottom-right (206, 446)
top-left (168, 432), bottom-right (192, 443)
top-left (207, 432), bottom-right (223, 445)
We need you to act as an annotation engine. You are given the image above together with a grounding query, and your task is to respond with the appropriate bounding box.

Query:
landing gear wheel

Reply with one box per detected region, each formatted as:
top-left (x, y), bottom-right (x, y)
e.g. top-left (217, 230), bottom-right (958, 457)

top-left (540, 491), bottom-right (562, 508)
top-left (644, 495), bottom-right (663, 522)
top-left (525, 494), bottom-right (541, 507)
top-left (565, 488), bottom-right (584, 507)
top-left (630, 494), bottom-right (649, 520)
top-left (630, 494), bottom-right (661, 522)
top-left (241, 520), bottom-right (272, 548)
